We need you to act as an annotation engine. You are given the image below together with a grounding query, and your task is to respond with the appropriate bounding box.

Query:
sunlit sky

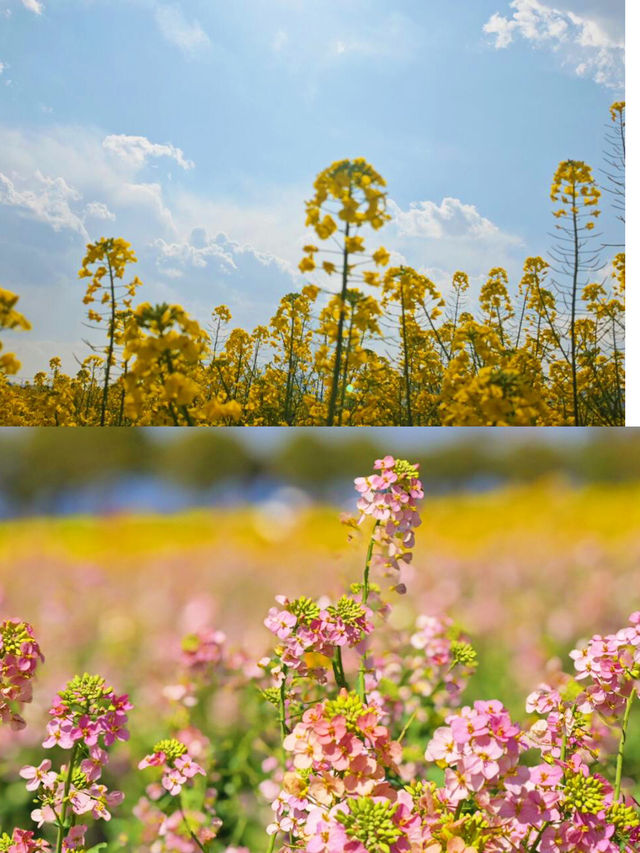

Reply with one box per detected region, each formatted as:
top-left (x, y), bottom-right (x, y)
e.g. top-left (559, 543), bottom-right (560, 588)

top-left (0, 0), bottom-right (625, 376)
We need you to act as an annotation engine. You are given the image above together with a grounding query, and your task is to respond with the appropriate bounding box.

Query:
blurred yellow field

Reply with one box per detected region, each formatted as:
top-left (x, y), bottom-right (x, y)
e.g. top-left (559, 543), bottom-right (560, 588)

top-left (2, 480), bottom-right (639, 685)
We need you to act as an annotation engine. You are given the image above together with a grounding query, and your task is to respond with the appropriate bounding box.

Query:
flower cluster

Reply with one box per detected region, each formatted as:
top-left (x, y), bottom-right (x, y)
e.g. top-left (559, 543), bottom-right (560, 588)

top-left (551, 160), bottom-right (601, 220)
top-left (0, 619), bottom-right (44, 730)
top-left (19, 673), bottom-right (131, 851)
top-left (180, 628), bottom-right (228, 674)
top-left (303, 158), bottom-right (390, 239)
top-left (354, 455), bottom-right (423, 588)
top-left (136, 738), bottom-right (214, 853)
top-left (425, 700), bottom-right (523, 802)
top-left (268, 691), bottom-right (403, 842)
top-left (571, 611), bottom-right (640, 716)
top-left (43, 672), bottom-right (131, 750)
top-left (264, 594), bottom-right (374, 680)
top-left (524, 681), bottom-right (605, 761)
top-left (139, 738), bottom-right (205, 796)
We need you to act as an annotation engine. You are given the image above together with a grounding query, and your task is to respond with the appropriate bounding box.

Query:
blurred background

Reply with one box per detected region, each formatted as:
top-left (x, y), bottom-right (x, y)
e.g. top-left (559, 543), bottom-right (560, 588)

top-left (1, 427), bottom-right (639, 843)
top-left (1, 426), bottom-right (640, 516)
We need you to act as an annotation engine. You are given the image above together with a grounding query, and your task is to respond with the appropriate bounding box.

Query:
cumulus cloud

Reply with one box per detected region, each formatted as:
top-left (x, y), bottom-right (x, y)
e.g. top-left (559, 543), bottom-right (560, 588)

top-left (483, 0), bottom-right (624, 88)
top-left (153, 232), bottom-right (237, 275)
top-left (0, 125), bottom-right (186, 239)
top-left (387, 197), bottom-right (524, 283)
top-left (152, 229), bottom-right (297, 293)
top-left (102, 134), bottom-right (194, 171)
top-left (137, 229), bottom-right (300, 335)
top-left (0, 170), bottom-right (88, 236)
top-left (389, 197), bottom-right (520, 243)
top-left (154, 4), bottom-right (211, 55)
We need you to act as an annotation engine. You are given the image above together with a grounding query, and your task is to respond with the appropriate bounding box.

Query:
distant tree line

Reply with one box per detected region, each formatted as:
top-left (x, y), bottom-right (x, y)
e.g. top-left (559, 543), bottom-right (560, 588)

top-left (0, 429), bottom-right (639, 514)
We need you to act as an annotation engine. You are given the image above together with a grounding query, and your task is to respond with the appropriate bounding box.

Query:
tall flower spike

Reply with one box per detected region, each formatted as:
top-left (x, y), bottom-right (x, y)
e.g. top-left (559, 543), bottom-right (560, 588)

top-left (354, 456), bottom-right (424, 588)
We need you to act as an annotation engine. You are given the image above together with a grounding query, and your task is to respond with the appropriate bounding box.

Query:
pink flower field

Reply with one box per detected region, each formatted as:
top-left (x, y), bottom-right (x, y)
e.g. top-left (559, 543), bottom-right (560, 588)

top-left (0, 462), bottom-right (638, 852)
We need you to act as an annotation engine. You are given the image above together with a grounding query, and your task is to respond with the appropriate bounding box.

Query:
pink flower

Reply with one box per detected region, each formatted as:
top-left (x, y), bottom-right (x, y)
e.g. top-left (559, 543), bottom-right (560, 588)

top-left (30, 804), bottom-right (57, 828)
top-left (6, 827), bottom-right (50, 853)
top-left (175, 754), bottom-right (205, 779)
top-left (425, 727), bottom-right (460, 764)
top-left (61, 825), bottom-right (86, 851)
top-left (162, 768), bottom-right (187, 795)
top-left (265, 608), bottom-right (297, 640)
top-left (80, 745), bottom-right (108, 781)
top-left (19, 760), bottom-right (56, 791)
top-left (42, 719), bottom-right (75, 750)
top-left (138, 750), bottom-right (166, 770)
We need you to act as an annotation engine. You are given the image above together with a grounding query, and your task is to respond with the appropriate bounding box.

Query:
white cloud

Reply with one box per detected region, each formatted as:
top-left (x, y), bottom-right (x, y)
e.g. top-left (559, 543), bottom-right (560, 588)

top-left (84, 200), bottom-right (115, 221)
top-left (102, 134), bottom-right (194, 171)
top-left (266, 7), bottom-right (420, 74)
top-left (20, 0), bottom-right (43, 14)
top-left (389, 197), bottom-right (519, 242)
top-left (152, 229), bottom-right (296, 284)
top-left (387, 197), bottom-right (524, 281)
top-left (169, 183), bottom-right (307, 267)
top-left (154, 4), bottom-right (211, 55)
top-left (0, 62), bottom-right (5, 75)
top-left (153, 232), bottom-right (237, 274)
top-left (147, 229), bottom-right (300, 329)
top-left (483, 0), bottom-right (624, 88)
top-left (0, 170), bottom-right (88, 236)
top-left (0, 125), bottom-right (182, 238)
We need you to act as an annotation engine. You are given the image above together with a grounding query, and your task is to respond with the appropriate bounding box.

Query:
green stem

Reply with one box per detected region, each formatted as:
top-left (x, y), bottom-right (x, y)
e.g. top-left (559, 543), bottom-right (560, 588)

top-left (357, 520), bottom-right (380, 703)
top-left (55, 743), bottom-right (79, 853)
top-left (398, 710), bottom-right (417, 743)
top-left (179, 796), bottom-right (207, 853)
top-left (614, 689), bottom-right (635, 800)
top-left (332, 647), bottom-right (349, 691)
top-left (230, 814), bottom-right (248, 847)
top-left (278, 667), bottom-right (290, 742)
top-left (326, 222), bottom-right (351, 426)
top-left (560, 727), bottom-right (567, 765)
top-left (361, 521), bottom-right (379, 607)
top-left (527, 821), bottom-right (549, 853)
top-left (266, 830), bottom-right (277, 853)
top-left (100, 250), bottom-right (117, 426)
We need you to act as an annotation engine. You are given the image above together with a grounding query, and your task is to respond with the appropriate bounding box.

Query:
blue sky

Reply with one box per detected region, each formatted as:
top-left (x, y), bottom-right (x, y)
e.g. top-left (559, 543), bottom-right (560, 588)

top-left (0, 0), bottom-right (625, 375)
